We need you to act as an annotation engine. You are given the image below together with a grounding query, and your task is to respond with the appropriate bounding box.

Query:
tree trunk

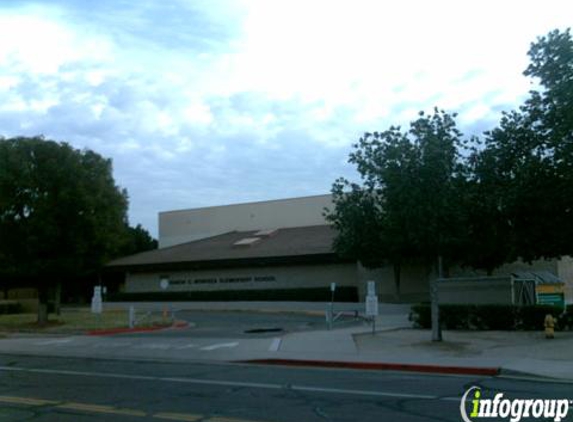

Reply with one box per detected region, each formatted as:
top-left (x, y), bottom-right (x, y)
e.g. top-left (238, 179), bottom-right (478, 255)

top-left (54, 280), bottom-right (62, 316)
top-left (37, 285), bottom-right (49, 325)
top-left (393, 262), bottom-right (401, 302)
top-left (431, 256), bottom-right (443, 342)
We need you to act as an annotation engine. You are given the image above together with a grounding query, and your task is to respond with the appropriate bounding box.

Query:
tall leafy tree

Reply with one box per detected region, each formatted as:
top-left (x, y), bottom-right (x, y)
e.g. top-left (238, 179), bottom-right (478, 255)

top-left (327, 109), bottom-right (469, 293)
top-left (327, 109), bottom-right (469, 341)
top-left (0, 137), bottom-right (129, 323)
top-left (475, 28), bottom-right (573, 263)
top-left (328, 28), bottom-right (572, 340)
top-left (120, 224), bottom-right (158, 256)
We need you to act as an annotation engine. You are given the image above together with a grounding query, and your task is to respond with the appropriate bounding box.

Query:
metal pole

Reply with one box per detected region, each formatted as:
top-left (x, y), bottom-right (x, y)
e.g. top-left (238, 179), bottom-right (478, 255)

top-left (129, 306), bottom-right (135, 329)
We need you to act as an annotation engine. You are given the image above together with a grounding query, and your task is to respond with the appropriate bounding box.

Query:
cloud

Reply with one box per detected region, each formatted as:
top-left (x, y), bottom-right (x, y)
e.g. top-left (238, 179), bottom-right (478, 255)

top-left (0, 0), bottom-right (571, 236)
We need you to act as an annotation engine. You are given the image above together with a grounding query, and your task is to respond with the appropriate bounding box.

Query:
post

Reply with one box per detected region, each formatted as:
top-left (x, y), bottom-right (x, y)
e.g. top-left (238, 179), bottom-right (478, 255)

top-left (129, 306), bottom-right (135, 329)
top-left (365, 281), bottom-right (379, 335)
top-left (430, 280), bottom-right (442, 341)
top-left (326, 303), bottom-right (333, 330)
top-left (330, 282), bottom-right (336, 306)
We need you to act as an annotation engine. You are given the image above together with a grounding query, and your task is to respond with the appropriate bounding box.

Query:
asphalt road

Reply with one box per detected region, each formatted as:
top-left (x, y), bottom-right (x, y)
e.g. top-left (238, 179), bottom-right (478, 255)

top-left (0, 354), bottom-right (571, 422)
top-left (143, 310), bottom-right (361, 338)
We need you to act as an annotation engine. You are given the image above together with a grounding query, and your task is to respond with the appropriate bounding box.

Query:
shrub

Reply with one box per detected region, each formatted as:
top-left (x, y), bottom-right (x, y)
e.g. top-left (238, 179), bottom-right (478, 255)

top-left (440, 305), bottom-right (473, 330)
top-left (559, 305), bottom-right (573, 330)
top-left (409, 303), bottom-right (570, 331)
top-left (474, 305), bottom-right (516, 330)
top-left (516, 305), bottom-right (565, 330)
top-left (409, 304), bottom-right (432, 328)
top-left (0, 301), bottom-right (23, 315)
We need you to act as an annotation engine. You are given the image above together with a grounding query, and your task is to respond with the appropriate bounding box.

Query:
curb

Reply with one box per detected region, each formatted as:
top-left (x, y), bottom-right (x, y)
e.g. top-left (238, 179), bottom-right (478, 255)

top-left (239, 358), bottom-right (500, 376)
top-left (87, 320), bottom-right (189, 336)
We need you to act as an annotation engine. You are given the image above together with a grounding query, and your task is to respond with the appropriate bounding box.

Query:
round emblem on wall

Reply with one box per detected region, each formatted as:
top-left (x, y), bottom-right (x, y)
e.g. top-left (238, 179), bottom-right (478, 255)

top-left (160, 279), bottom-right (169, 290)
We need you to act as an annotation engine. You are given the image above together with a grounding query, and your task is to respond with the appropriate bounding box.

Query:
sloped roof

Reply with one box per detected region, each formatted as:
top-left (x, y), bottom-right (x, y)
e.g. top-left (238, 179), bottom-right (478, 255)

top-left (107, 225), bottom-right (341, 270)
top-left (512, 271), bottom-right (563, 284)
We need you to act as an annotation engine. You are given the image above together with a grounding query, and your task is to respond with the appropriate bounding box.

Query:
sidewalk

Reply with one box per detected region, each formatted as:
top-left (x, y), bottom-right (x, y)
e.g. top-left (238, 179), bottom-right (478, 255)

top-left (249, 320), bottom-right (573, 381)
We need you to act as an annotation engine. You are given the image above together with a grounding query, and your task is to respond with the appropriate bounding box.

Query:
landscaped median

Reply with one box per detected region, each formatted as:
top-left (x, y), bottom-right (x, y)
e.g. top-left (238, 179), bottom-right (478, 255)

top-left (0, 308), bottom-right (186, 335)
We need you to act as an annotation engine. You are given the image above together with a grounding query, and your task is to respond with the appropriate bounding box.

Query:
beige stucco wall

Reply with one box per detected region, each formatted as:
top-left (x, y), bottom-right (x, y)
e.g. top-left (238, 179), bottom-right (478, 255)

top-left (438, 277), bottom-right (514, 305)
top-left (356, 263), bottom-right (431, 303)
top-left (125, 262), bottom-right (358, 293)
top-left (450, 259), bottom-right (559, 278)
top-left (354, 257), bottom-right (568, 304)
top-left (557, 256), bottom-right (573, 304)
top-left (159, 194), bottom-right (333, 248)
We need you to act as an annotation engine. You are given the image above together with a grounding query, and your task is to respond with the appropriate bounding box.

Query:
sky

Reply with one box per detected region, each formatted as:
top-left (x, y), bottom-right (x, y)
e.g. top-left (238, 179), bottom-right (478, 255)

top-left (0, 0), bottom-right (571, 237)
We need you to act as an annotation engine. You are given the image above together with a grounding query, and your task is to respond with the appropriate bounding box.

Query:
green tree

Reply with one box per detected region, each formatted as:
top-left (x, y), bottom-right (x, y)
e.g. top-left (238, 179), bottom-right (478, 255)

top-left (0, 136), bottom-right (129, 323)
top-left (327, 109), bottom-right (468, 292)
top-left (327, 109), bottom-right (469, 341)
top-left (120, 223), bottom-right (158, 256)
top-left (475, 28), bottom-right (573, 263)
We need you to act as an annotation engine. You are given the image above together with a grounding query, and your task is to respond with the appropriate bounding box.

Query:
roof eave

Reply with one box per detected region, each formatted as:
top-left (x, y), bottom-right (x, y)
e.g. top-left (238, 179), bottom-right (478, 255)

top-left (105, 253), bottom-right (351, 273)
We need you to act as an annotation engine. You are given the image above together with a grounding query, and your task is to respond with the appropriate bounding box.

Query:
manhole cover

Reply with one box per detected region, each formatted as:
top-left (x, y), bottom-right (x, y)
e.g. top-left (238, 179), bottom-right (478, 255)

top-left (244, 327), bottom-right (283, 334)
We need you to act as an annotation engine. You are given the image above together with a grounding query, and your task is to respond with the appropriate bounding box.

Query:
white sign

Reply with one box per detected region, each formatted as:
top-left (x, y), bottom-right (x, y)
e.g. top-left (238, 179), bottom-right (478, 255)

top-left (365, 295), bottom-right (379, 317)
top-left (91, 286), bottom-right (102, 314)
top-left (367, 281), bottom-right (376, 296)
top-left (330, 282), bottom-right (336, 292)
top-left (160, 279), bottom-right (169, 290)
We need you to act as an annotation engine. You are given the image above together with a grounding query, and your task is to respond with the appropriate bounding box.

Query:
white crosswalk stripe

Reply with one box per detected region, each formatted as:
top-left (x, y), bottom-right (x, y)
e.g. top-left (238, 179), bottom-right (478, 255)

top-left (199, 342), bottom-right (239, 351)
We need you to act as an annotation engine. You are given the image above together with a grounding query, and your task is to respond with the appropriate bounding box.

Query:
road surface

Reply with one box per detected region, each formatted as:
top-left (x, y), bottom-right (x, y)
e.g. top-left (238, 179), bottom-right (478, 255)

top-left (0, 354), bottom-right (570, 422)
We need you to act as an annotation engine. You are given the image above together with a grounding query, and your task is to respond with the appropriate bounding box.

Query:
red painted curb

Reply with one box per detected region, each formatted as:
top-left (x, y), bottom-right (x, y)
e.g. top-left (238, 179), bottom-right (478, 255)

top-left (87, 321), bottom-right (189, 336)
top-left (239, 358), bottom-right (500, 376)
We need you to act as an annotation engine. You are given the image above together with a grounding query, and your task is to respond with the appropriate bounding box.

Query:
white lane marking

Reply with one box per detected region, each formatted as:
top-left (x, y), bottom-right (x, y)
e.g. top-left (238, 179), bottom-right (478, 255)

top-left (174, 344), bottom-right (197, 350)
top-left (0, 366), bottom-right (440, 400)
top-left (497, 374), bottom-right (573, 385)
top-left (35, 339), bottom-right (73, 346)
top-left (91, 342), bottom-right (132, 349)
top-left (268, 337), bottom-right (281, 352)
top-left (199, 342), bottom-right (239, 351)
top-left (292, 385), bottom-right (436, 399)
top-left (133, 343), bottom-right (171, 350)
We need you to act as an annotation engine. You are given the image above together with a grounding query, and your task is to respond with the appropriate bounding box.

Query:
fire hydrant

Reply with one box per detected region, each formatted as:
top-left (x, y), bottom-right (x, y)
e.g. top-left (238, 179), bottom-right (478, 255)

top-left (544, 314), bottom-right (555, 339)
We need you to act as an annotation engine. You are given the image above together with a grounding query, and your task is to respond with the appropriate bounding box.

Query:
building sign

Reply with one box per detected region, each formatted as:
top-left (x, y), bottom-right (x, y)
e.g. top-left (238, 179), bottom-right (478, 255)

top-left (158, 274), bottom-right (277, 286)
top-left (365, 280), bottom-right (378, 317)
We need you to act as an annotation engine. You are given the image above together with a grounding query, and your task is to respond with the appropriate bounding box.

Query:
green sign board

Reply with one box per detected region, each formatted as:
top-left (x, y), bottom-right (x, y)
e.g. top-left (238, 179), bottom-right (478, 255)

top-left (537, 293), bottom-right (565, 308)
top-left (536, 284), bottom-right (566, 308)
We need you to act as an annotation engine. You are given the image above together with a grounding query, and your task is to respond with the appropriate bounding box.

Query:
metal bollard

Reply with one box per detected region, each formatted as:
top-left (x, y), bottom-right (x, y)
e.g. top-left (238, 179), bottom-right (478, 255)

top-left (326, 303), bottom-right (333, 330)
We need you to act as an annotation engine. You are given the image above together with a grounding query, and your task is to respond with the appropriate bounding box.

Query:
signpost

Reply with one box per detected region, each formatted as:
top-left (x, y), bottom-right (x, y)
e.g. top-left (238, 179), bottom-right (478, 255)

top-left (327, 282), bottom-right (337, 330)
top-left (365, 281), bottom-right (379, 335)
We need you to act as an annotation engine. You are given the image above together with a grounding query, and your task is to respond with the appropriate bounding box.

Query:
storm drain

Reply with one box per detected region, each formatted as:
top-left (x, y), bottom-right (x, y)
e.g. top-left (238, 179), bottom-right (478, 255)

top-left (244, 327), bottom-right (284, 334)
